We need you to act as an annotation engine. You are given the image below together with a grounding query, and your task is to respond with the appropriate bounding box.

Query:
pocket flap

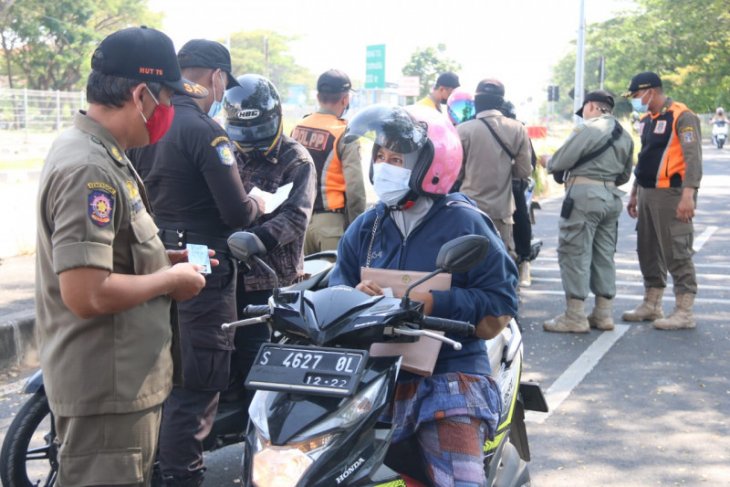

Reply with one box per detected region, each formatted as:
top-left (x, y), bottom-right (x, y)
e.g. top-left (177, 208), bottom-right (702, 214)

top-left (60, 449), bottom-right (142, 485)
top-left (131, 211), bottom-right (159, 243)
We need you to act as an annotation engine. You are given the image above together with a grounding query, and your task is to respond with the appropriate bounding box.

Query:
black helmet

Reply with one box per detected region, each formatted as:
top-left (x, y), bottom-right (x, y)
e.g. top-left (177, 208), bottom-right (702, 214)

top-left (223, 74), bottom-right (282, 152)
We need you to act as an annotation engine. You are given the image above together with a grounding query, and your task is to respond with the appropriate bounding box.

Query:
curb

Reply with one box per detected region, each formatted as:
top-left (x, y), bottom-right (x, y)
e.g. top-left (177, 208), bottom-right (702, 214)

top-left (0, 310), bottom-right (37, 371)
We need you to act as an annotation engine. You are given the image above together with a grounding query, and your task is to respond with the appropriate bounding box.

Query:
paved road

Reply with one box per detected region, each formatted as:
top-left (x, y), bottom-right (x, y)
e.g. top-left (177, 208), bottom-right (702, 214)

top-left (1, 144), bottom-right (728, 486)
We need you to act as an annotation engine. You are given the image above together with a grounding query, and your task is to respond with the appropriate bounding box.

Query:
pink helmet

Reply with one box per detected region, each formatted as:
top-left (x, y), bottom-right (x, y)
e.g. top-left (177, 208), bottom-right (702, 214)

top-left (405, 104), bottom-right (463, 197)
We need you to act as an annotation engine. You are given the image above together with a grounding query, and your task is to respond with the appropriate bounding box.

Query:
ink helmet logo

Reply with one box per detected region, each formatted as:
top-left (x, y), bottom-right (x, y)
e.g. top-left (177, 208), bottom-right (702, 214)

top-left (237, 108), bottom-right (260, 120)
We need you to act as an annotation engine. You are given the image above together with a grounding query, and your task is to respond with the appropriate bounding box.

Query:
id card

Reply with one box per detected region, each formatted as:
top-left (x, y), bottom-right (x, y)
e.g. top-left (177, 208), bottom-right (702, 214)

top-left (187, 244), bottom-right (211, 274)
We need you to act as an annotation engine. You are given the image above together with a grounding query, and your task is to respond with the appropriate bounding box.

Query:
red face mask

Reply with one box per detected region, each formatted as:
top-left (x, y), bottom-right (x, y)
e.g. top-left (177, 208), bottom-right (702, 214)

top-left (141, 86), bottom-right (175, 144)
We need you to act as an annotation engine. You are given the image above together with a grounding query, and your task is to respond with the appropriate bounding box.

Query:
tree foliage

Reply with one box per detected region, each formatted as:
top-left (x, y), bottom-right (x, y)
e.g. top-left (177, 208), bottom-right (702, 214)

top-left (550, 0), bottom-right (730, 117)
top-left (0, 0), bottom-right (160, 90)
top-left (226, 30), bottom-right (313, 100)
top-left (402, 44), bottom-right (461, 98)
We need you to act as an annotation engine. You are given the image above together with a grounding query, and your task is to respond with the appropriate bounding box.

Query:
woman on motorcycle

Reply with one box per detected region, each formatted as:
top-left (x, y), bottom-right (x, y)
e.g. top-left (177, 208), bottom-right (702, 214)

top-left (329, 104), bottom-right (519, 486)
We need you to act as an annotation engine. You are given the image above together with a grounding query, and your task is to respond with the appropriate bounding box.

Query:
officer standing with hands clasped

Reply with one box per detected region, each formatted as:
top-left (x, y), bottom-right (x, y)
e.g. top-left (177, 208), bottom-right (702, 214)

top-left (35, 26), bottom-right (208, 486)
top-left (622, 71), bottom-right (702, 330)
top-left (128, 39), bottom-right (264, 486)
top-left (543, 90), bottom-right (633, 333)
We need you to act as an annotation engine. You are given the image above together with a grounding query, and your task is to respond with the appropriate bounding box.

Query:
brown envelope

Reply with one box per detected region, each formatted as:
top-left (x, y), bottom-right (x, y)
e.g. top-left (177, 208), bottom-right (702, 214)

top-left (361, 267), bottom-right (452, 376)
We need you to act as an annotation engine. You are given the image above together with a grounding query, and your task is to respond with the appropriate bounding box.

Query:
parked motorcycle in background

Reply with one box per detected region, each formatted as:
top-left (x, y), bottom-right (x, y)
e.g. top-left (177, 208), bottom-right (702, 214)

top-left (224, 231), bottom-right (548, 487)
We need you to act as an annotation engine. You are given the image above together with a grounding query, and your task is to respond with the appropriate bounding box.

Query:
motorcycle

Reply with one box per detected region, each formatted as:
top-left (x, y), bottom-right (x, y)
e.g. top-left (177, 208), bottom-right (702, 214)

top-left (224, 231), bottom-right (548, 487)
top-left (711, 119), bottom-right (727, 149)
top-left (523, 177), bottom-right (543, 264)
top-left (0, 251), bottom-right (337, 487)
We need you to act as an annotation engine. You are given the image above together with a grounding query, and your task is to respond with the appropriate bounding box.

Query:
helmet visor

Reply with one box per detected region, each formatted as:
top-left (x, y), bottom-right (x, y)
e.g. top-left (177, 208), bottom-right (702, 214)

top-left (343, 104), bottom-right (427, 155)
top-left (226, 116), bottom-right (280, 144)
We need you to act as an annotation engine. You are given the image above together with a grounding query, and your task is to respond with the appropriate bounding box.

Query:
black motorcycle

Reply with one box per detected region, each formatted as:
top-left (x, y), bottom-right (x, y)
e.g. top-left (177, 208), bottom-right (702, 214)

top-left (224, 231), bottom-right (547, 486)
top-left (0, 251), bottom-right (337, 487)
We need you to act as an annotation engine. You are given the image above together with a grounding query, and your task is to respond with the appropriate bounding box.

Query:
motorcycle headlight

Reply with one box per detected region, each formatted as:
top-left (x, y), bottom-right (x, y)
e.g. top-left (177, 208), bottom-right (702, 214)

top-left (292, 375), bottom-right (387, 441)
top-left (253, 446), bottom-right (313, 487)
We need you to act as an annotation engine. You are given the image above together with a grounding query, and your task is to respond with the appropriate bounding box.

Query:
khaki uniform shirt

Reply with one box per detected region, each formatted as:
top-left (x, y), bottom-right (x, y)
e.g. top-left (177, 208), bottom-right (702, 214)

top-left (35, 112), bottom-right (173, 416)
top-left (548, 114), bottom-right (634, 187)
top-left (457, 110), bottom-right (532, 221)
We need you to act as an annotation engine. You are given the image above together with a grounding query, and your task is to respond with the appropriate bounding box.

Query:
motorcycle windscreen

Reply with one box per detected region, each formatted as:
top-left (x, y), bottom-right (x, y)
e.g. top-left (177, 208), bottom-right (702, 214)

top-left (343, 104), bottom-right (428, 154)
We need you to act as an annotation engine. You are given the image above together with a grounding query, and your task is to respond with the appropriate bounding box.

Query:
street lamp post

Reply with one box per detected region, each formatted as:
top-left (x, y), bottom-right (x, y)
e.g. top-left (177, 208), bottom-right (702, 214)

top-left (573, 0), bottom-right (586, 124)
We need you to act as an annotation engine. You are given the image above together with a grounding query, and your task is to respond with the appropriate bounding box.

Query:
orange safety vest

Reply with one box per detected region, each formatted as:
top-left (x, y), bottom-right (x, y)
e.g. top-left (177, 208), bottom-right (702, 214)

top-left (291, 113), bottom-right (347, 212)
top-left (636, 101), bottom-right (693, 189)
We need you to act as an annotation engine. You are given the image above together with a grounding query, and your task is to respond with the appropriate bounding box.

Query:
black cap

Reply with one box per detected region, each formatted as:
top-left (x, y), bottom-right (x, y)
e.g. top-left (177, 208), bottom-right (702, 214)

top-left (91, 26), bottom-right (207, 98)
top-left (623, 71), bottom-right (662, 97)
top-left (177, 39), bottom-right (240, 89)
top-left (475, 78), bottom-right (505, 96)
top-left (436, 72), bottom-right (460, 88)
top-left (576, 89), bottom-right (615, 117)
top-left (317, 69), bottom-right (353, 94)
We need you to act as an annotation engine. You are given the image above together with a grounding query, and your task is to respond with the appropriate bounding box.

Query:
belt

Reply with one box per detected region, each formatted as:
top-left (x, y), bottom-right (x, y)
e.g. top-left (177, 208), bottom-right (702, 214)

top-left (158, 228), bottom-right (231, 254)
top-left (313, 208), bottom-right (345, 214)
top-left (568, 176), bottom-right (615, 187)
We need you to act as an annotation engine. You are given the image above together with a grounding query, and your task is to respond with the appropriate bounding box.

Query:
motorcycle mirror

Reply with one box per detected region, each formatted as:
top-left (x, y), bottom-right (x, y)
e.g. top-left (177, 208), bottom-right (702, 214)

top-left (228, 231), bottom-right (280, 298)
top-left (435, 235), bottom-right (490, 274)
top-left (401, 234), bottom-right (489, 308)
top-left (228, 231), bottom-right (267, 261)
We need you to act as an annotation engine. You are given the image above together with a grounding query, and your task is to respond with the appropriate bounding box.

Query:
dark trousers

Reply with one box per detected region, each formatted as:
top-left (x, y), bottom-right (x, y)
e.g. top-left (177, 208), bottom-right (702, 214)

top-left (158, 259), bottom-right (237, 483)
top-left (230, 287), bottom-right (273, 425)
top-left (512, 178), bottom-right (532, 261)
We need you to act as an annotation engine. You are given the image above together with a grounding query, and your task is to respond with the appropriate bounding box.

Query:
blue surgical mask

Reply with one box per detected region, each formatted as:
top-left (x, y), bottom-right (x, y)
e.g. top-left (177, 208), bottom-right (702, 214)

top-left (373, 162), bottom-right (412, 206)
top-left (631, 97), bottom-right (648, 113)
top-left (207, 72), bottom-right (224, 118)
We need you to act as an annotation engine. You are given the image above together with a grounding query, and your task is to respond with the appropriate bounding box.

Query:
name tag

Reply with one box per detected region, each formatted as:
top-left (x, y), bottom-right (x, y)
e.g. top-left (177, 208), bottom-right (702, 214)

top-left (654, 120), bottom-right (667, 134)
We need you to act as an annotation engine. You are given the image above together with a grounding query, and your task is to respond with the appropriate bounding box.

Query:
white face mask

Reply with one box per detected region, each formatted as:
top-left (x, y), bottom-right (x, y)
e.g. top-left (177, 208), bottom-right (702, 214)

top-left (373, 162), bottom-right (412, 206)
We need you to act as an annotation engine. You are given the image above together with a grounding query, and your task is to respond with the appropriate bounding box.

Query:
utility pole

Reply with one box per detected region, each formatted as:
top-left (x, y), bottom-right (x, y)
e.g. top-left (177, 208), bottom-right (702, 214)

top-left (573, 0), bottom-right (586, 124)
top-left (599, 56), bottom-right (606, 90)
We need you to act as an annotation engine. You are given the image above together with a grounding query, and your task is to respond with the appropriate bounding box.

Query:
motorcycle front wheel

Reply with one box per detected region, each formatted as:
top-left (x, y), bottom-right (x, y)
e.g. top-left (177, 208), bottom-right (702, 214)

top-left (0, 390), bottom-right (58, 487)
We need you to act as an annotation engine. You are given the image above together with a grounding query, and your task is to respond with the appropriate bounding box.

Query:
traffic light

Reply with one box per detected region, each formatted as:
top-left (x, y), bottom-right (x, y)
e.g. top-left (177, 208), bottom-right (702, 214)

top-left (547, 85), bottom-right (560, 102)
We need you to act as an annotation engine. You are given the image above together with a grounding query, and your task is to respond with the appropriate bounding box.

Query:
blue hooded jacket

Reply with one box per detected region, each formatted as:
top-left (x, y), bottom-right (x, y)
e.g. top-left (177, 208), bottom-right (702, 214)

top-left (329, 193), bottom-right (519, 376)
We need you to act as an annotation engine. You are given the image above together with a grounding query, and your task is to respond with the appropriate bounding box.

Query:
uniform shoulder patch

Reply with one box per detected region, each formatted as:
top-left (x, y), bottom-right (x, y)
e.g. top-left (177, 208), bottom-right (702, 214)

top-left (213, 138), bottom-right (236, 166)
top-left (87, 183), bottom-right (115, 227)
top-left (680, 126), bottom-right (696, 143)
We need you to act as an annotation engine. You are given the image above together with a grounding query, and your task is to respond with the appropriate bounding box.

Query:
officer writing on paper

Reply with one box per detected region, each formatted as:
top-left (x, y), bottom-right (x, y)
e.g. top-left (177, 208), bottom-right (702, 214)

top-left (542, 90), bottom-right (633, 334)
top-left (329, 104), bottom-right (518, 486)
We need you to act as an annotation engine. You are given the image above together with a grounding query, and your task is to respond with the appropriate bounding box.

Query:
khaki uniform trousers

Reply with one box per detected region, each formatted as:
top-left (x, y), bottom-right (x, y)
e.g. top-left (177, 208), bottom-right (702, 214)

top-left (55, 406), bottom-right (162, 486)
top-left (636, 186), bottom-right (697, 294)
top-left (491, 218), bottom-right (516, 260)
top-left (558, 182), bottom-right (623, 300)
top-left (305, 211), bottom-right (347, 255)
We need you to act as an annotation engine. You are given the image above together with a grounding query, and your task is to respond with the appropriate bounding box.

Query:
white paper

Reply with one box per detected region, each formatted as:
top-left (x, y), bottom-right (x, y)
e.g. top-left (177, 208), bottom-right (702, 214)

top-left (381, 287), bottom-right (394, 298)
top-left (249, 182), bottom-right (293, 214)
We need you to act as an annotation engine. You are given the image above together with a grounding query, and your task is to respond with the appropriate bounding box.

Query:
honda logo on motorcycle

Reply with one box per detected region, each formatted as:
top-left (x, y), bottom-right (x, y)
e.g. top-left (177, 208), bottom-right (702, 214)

top-left (335, 457), bottom-right (365, 484)
top-left (237, 109), bottom-right (260, 120)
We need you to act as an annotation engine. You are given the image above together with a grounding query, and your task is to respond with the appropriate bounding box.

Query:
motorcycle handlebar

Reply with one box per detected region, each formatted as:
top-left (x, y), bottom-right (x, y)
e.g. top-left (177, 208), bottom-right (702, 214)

top-left (421, 316), bottom-right (475, 336)
top-left (242, 305), bottom-right (270, 317)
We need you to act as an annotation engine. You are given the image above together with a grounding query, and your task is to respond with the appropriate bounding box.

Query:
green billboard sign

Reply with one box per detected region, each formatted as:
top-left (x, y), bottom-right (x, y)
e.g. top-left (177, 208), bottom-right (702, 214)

top-left (365, 44), bottom-right (386, 89)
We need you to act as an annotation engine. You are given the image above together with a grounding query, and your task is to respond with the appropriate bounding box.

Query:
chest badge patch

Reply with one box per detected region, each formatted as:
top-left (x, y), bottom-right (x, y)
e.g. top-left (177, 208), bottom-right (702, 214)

top-left (654, 120), bottom-right (667, 134)
top-left (88, 189), bottom-right (115, 226)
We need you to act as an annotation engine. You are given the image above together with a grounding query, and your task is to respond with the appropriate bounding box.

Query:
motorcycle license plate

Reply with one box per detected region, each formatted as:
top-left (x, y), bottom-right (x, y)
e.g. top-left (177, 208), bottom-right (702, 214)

top-left (245, 344), bottom-right (367, 397)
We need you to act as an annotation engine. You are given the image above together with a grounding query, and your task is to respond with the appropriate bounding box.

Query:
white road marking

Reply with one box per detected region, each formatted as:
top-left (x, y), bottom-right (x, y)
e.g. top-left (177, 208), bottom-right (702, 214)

top-left (525, 324), bottom-right (630, 424)
top-left (520, 289), bottom-right (730, 305)
top-left (693, 225), bottom-right (719, 252)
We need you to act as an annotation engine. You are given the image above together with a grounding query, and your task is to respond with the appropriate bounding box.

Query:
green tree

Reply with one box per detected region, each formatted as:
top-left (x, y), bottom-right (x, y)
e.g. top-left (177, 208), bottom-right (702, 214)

top-left (550, 0), bottom-right (730, 117)
top-left (226, 30), bottom-right (313, 101)
top-left (402, 44), bottom-right (461, 98)
top-left (0, 0), bottom-right (160, 90)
